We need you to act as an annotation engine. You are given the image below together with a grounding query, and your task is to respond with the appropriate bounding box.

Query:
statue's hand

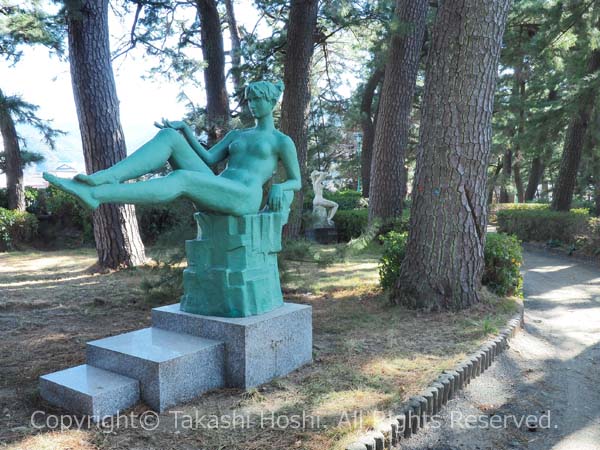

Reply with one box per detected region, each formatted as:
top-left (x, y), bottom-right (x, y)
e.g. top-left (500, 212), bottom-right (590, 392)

top-left (268, 184), bottom-right (284, 211)
top-left (154, 119), bottom-right (188, 131)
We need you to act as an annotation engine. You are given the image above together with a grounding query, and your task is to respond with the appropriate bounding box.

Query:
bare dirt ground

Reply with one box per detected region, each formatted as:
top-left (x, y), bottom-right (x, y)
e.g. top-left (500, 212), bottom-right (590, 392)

top-left (0, 248), bottom-right (518, 450)
top-left (403, 248), bottom-right (600, 450)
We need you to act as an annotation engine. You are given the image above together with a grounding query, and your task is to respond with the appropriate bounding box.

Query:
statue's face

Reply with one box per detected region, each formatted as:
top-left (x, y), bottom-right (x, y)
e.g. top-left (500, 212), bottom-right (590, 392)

top-left (247, 93), bottom-right (273, 119)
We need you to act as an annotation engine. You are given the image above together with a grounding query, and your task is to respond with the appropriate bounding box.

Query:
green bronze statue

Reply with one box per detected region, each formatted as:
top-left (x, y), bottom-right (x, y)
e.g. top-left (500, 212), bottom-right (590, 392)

top-left (43, 80), bottom-right (301, 215)
top-left (44, 80), bottom-right (302, 318)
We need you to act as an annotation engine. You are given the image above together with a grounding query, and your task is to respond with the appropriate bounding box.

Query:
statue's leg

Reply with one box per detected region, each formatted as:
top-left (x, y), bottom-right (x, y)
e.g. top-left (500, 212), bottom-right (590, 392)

top-left (76, 128), bottom-right (210, 186)
top-left (90, 170), bottom-right (262, 215)
top-left (316, 198), bottom-right (338, 222)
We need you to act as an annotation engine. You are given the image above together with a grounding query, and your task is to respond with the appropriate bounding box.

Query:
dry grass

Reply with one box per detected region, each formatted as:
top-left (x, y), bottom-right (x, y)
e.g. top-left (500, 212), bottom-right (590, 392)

top-left (0, 247), bottom-right (519, 450)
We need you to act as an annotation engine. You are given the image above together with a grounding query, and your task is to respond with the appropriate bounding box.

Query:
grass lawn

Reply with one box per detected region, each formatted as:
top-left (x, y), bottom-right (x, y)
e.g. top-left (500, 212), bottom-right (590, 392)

top-left (0, 245), bottom-right (520, 450)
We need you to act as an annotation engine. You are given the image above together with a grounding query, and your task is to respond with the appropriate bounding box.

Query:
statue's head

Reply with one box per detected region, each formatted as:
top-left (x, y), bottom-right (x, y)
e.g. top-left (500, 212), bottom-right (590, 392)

top-left (245, 80), bottom-right (284, 108)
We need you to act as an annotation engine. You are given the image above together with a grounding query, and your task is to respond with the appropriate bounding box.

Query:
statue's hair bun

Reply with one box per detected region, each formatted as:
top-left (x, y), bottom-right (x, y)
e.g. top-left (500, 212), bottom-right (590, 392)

top-left (245, 80), bottom-right (284, 103)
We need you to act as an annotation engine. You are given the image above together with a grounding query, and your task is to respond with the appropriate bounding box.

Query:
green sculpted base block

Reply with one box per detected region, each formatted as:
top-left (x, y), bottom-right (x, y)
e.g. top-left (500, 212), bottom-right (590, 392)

top-left (181, 196), bottom-right (290, 317)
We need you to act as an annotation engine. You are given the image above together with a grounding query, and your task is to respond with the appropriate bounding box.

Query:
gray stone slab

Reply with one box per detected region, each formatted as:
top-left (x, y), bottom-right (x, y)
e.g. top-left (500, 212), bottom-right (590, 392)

top-left (86, 327), bottom-right (224, 412)
top-left (40, 364), bottom-right (139, 420)
top-left (152, 302), bottom-right (313, 388)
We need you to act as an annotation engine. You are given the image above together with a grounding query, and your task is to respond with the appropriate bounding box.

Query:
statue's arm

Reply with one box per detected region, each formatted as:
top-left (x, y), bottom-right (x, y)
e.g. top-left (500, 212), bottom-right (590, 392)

top-left (158, 120), bottom-right (232, 166)
top-left (268, 136), bottom-right (301, 211)
top-left (180, 125), bottom-right (235, 166)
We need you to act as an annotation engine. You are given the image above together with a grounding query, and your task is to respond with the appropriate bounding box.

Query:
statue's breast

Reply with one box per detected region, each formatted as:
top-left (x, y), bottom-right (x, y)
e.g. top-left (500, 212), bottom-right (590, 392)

top-left (228, 139), bottom-right (247, 155)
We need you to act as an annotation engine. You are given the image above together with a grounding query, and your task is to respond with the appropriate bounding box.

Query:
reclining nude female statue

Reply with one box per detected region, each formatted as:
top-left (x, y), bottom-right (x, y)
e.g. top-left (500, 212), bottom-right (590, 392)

top-left (42, 80), bottom-right (301, 216)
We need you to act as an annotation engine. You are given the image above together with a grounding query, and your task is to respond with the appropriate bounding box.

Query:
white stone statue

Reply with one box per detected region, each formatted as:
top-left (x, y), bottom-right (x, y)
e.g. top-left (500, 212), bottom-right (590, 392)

top-left (310, 170), bottom-right (338, 227)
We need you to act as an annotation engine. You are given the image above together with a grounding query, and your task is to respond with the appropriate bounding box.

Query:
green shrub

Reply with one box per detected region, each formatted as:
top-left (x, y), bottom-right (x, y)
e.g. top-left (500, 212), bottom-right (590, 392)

top-left (136, 199), bottom-right (196, 244)
top-left (45, 186), bottom-right (93, 235)
top-left (335, 209), bottom-right (369, 241)
top-left (378, 231), bottom-right (523, 297)
top-left (483, 233), bottom-right (523, 296)
top-left (378, 231), bottom-right (408, 291)
top-left (0, 187), bottom-right (39, 210)
top-left (0, 207), bottom-right (38, 251)
top-left (497, 205), bottom-right (589, 244)
top-left (326, 190), bottom-right (365, 210)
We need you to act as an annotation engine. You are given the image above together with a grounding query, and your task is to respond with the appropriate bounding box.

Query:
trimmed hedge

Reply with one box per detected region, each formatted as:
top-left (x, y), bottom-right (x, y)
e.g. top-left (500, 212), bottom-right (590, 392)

top-left (0, 208), bottom-right (38, 251)
top-left (334, 209), bottom-right (369, 241)
top-left (326, 189), bottom-right (365, 210)
top-left (497, 204), bottom-right (589, 244)
top-left (577, 217), bottom-right (600, 256)
top-left (379, 231), bottom-right (523, 297)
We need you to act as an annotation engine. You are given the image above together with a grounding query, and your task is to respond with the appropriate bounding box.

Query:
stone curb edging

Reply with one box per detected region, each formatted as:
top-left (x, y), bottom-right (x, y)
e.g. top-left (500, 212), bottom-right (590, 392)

top-left (344, 306), bottom-right (525, 450)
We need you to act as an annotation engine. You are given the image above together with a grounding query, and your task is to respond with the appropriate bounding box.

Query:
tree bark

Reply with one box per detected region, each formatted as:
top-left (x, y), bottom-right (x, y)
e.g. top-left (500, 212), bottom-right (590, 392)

top-left (393, 0), bottom-right (511, 310)
top-left (359, 67), bottom-right (384, 199)
top-left (224, 0), bottom-right (243, 101)
top-left (280, 0), bottom-right (319, 238)
top-left (551, 49), bottom-right (600, 211)
top-left (66, 0), bottom-right (146, 269)
top-left (524, 156), bottom-right (544, 201)
top-left (196, 0), bottom-right (230, 143)
top-left (0, 91), bottom-right (25, 211)
top-left (368, 0), bottom-right (428, 223)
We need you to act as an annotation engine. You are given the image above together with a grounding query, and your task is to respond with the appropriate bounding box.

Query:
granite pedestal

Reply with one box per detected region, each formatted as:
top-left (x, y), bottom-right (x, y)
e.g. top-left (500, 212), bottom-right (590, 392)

top-left (152, 302), bottom-right (313, 388)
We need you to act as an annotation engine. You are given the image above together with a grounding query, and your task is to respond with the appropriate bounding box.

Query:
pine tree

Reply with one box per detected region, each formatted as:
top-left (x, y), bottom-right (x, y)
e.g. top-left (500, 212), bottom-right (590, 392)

top-left (394, 0), bottom-right (511, 310)
top-left (368, 0), bottom-right (428, 222)
top-left (66, 0), bottom-right (146, 268)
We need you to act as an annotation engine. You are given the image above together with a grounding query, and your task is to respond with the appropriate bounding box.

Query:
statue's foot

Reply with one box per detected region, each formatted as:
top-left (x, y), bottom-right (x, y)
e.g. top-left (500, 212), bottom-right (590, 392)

top-left (75, 171), bottom-right (118, 186)
top-left (43, 172), bottom-right (100, 210)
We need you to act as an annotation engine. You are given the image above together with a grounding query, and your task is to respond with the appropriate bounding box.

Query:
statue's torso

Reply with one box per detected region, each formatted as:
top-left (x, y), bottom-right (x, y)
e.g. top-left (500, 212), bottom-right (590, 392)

top-left (220, 128), bottom-right (283, 187)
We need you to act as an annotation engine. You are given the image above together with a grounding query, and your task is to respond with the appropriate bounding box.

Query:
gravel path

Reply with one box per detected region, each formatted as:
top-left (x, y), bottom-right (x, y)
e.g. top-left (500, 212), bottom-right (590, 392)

top-left (402, 248), bottom-right (600, 450)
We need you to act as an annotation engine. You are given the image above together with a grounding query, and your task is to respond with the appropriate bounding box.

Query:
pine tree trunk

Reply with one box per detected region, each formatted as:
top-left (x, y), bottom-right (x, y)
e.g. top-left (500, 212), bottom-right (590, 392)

top-left (359, 67), bottom-right (384, 198)
top-left (524, 156), bottom-right (544, 201)
top-left (541, 179), bottom-right (549, 201)
top-left (512, 40), bottom-right (527, 204)
top-left (0, 96), bottom-right (25, 211)
top-left (393, 0), bottom-right (511, 310)
top-left (595, 180), bottom-right (600, 217)
top-left (224, 0), bottom-right (243, 101)
top-left (196, 0), bottom-right (230, 143)
top-left (513, 150), bottom-right (524, 202)
top-left (66, 0), bottom-right (146, 269)
top-left (551, 49), bottom-right (600, 211)
top-left (499, 149), bottom-right (513, 203)
top-left (487, 157), bottom-right (503, 205)
top-left (280, 0), bottom-right (319, 238)
top-left (368, 0), bottom-right (428, 223)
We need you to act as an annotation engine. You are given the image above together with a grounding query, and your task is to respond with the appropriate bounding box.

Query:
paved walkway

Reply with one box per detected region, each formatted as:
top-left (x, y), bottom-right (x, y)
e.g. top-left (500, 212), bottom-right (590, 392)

top-left (403, 248), bottom-right (600, 450)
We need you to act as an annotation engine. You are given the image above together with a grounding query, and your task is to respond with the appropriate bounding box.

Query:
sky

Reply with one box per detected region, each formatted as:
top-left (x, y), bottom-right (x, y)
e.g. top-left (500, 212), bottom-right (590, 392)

top-left (0, 1), bottom-right (254, 175)
top-left (0, 1), bottom-right (361, 185)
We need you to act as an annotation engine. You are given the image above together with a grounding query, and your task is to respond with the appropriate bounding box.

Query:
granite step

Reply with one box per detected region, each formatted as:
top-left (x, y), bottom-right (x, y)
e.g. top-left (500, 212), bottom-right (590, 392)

top-left (40, 364), bottom-right (139, 420)
top-left (86, 327), bottom-right (225, 411)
